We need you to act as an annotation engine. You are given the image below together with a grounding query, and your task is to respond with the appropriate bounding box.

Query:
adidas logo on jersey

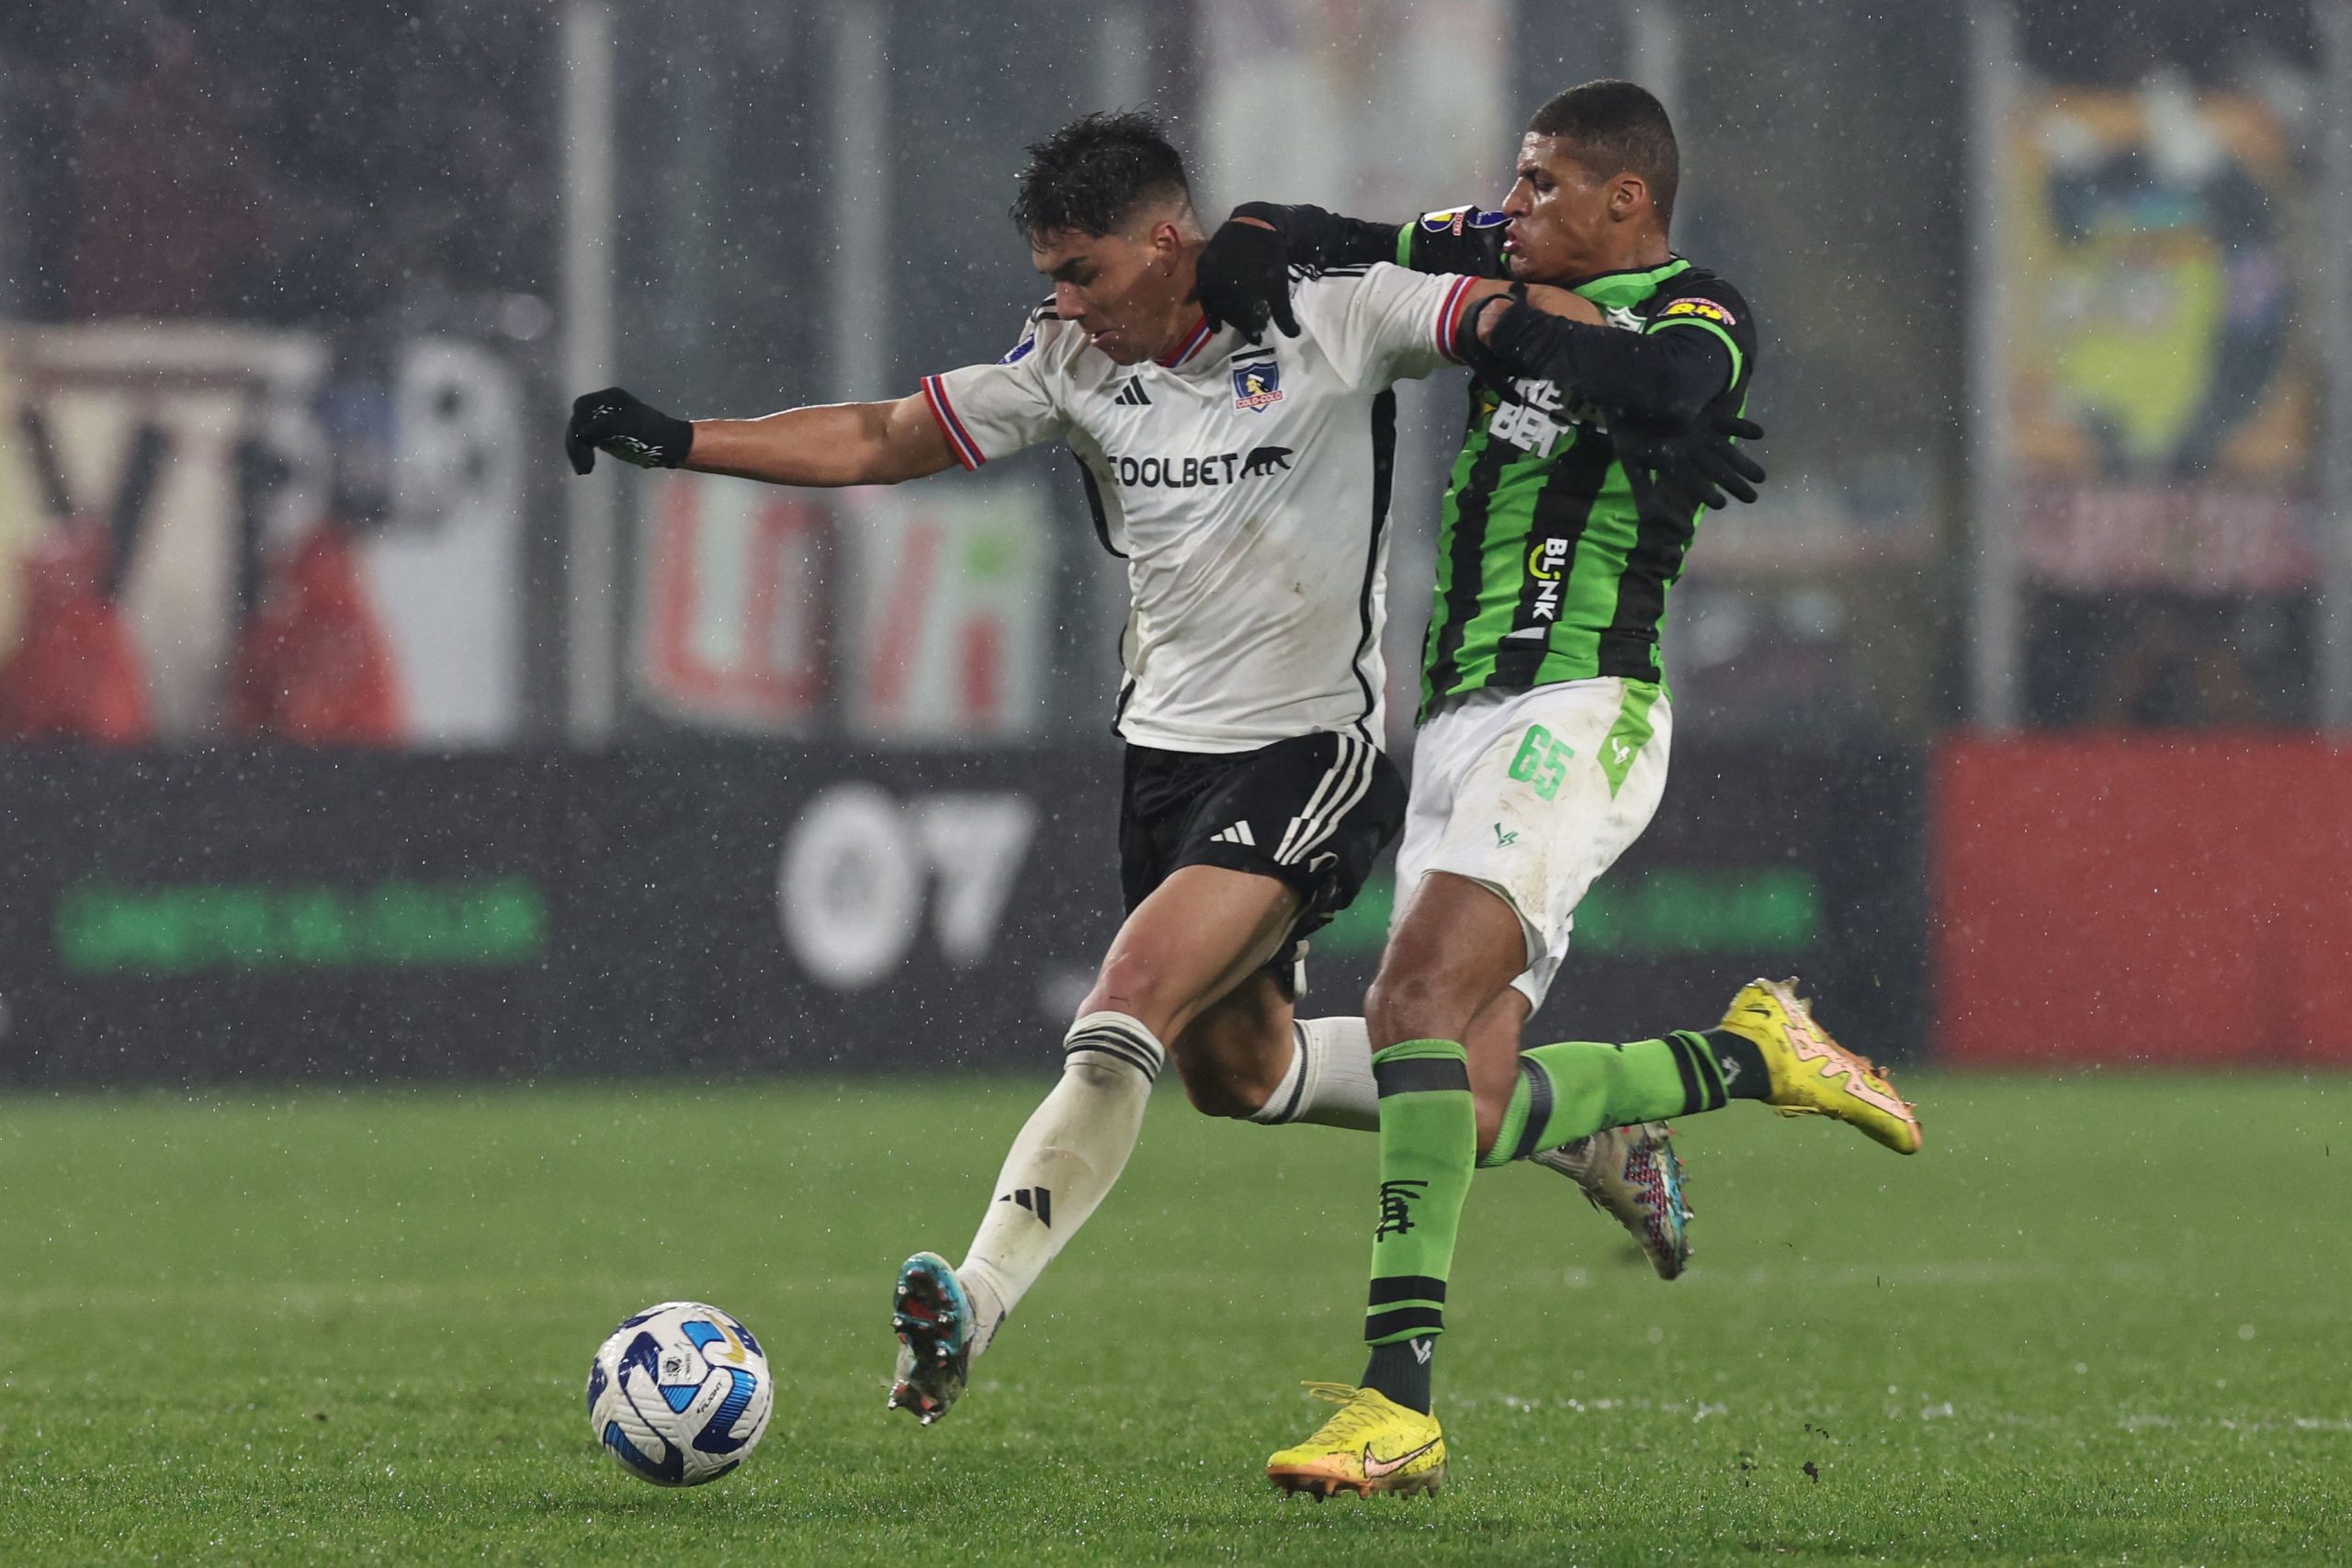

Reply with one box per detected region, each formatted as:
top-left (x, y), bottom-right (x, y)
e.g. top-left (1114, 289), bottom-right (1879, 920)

top-left (1209, 820), bottom-right (1257, 847)
top-left (1112, 378), bottom-right (1151, 406)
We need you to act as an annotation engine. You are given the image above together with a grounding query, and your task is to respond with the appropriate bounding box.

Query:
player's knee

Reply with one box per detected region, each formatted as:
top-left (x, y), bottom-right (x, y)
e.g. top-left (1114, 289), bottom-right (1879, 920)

top-left (1366, 961), bottom-right (1477, 1047)
top-left (1082, 958), bottom-right (1183, 1041)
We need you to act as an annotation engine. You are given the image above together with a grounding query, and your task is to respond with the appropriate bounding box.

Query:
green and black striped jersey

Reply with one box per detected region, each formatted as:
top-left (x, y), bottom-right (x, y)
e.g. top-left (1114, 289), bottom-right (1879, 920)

top-left (1294, 204), bottom-right (1758, 713)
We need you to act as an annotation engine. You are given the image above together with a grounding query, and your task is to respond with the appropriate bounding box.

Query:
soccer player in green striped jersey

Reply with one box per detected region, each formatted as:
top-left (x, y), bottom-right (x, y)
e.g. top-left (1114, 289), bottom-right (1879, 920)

top-left (1196, 81), bottom-right (1926, 1496)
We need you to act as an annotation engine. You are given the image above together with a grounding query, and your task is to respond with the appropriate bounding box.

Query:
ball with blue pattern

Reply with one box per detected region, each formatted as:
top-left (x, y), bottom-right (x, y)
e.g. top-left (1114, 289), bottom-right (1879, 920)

top-left (587, 1301), bottom-right (774, 1485)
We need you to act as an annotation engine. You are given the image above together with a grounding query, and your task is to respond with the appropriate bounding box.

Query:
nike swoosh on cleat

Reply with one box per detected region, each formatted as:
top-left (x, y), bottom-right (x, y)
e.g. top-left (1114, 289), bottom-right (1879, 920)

top-left (1794, 1043), bottom-right (1910, 1116)
top-left (1361, 1437), bottom-right (1441, 1480)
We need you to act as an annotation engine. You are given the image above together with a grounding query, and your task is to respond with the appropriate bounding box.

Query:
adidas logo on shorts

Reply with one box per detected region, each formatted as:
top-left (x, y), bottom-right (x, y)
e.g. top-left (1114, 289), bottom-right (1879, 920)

top-left (1209, 820), bottom-right (1256, 847)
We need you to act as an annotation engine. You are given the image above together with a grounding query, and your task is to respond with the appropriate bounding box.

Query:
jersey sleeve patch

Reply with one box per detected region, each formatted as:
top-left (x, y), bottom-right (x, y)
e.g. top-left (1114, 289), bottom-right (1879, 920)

top-left (920, 375), bottom-right (986, 470)
top-left (1653, 296), bottom-right (1737, 327)
top-left (1419, 206), bottom-right (1509, 235)
top-left (1434, 276), bottom-right (1480, 362)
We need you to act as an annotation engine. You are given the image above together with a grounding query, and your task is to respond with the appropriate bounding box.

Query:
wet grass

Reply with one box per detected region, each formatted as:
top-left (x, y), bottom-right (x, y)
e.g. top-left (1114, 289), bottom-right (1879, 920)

top-left (1, 1072), bottom-right (2345, 1564)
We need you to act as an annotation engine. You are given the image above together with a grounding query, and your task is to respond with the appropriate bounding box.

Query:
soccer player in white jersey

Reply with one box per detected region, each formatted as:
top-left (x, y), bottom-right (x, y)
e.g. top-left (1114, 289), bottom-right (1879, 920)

top-left (566, 111), bottom-right (1704, 1427)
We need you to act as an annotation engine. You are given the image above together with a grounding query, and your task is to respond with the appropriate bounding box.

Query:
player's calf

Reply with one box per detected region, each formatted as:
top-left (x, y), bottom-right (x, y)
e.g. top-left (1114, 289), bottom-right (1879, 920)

top-left (1165, 972), bottom-right (1295, 1119)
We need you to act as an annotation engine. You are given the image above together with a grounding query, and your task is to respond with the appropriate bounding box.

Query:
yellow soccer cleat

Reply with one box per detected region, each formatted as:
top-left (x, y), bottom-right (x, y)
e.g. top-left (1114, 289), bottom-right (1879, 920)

top-left (1716, 977), bottom-right (1923, 1154)
top-left (1265, 1382), bottom-right (1446, 1498)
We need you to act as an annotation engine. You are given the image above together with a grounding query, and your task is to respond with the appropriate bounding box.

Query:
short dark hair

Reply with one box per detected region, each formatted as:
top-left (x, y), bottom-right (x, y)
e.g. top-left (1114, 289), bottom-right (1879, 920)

top-left (1010, 110), bottom-right (1193, 240)
top-left (1527, 80), bottom-right (1679, 225)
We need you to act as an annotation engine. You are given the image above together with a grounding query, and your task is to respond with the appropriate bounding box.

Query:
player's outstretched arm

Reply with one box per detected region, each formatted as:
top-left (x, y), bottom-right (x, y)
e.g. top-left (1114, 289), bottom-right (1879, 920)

top-left (1199, 205), bottom-right (1532, 344)
top-left (566, 386), bottom-right (956, 487)
top-left (1467, 297), bottom-right (1728, 426)
top-left (1486, 280), bottom-right (1602, 327)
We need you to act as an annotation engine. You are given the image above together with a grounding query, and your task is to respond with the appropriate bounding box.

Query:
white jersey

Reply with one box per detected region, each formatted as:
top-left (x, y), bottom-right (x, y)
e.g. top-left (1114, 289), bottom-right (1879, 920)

top-left (922, 263), bottom-right (1479, 753)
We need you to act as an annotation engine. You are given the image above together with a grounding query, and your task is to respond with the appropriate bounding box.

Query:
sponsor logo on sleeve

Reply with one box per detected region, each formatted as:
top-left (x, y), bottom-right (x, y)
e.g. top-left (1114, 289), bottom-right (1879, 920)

top-left (1656, 297), bottom-right (1736, 327)
top-left (1419, 207), bottom-right (1509, 236)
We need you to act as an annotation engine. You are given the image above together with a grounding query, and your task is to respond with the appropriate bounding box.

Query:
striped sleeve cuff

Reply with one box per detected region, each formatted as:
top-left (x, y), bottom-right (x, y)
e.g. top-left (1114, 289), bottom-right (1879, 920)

top-left (920, 375), bottom-right (985, 470)
top-left (1433, 276), bottom-right (1480, 363)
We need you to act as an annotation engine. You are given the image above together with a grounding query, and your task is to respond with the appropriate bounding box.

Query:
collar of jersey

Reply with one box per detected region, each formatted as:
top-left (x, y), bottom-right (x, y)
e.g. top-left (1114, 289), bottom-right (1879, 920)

top-left (1152, 313), bottom-right (1215, 368)
top-left (1566, 255), bottom-right (1692, 311)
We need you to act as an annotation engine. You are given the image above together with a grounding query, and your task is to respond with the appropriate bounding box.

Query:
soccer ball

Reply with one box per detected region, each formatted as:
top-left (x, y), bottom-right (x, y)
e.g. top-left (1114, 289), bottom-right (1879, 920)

top-left (587, 1301), bottom-right (774, 1485)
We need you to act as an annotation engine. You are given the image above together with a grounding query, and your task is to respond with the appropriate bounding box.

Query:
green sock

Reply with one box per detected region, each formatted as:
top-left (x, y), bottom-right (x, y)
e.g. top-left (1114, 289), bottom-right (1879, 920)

top-left (1361, 1040), bottom-right (1476, 1409)
top-left (1480, 1031), bottom-right (1736, 1168)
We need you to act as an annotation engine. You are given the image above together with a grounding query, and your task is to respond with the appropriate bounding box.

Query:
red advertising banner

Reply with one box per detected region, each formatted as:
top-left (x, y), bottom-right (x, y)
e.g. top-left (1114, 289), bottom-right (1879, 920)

top-left (1934, 735), bottom-right (2352, 1066)
top-left (635, 475), bottom-right (831, 731)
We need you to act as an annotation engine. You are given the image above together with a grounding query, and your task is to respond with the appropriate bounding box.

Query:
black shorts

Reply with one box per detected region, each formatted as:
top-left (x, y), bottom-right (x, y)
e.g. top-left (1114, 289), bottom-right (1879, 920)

top-left (1119, 731), bottom-right (1407, 981)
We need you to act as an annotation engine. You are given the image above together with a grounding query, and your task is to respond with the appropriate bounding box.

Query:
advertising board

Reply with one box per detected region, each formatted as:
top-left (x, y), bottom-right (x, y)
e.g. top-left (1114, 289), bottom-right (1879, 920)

top-left (0, 741), bottom-right (1923, 1086)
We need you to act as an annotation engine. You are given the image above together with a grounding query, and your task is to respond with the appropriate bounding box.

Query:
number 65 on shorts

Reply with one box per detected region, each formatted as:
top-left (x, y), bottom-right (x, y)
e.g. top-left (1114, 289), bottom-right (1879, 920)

top-left (1396, 678), bottom-right (1671, 1009)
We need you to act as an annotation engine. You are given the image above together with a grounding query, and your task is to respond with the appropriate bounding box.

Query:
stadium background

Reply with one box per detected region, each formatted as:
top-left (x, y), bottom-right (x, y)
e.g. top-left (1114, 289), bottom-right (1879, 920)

top-left (2, 5), bottom-right (2347, 1563)
top-left (1, 0), bottom-right (2341, 1082)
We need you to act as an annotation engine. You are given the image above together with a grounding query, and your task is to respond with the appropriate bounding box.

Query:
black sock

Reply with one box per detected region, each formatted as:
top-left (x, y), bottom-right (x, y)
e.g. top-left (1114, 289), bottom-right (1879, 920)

top-left (1705, 1029), bottom-right (1771, 1100)
top-left (1361, 1336), bottom-right (1434, 1414)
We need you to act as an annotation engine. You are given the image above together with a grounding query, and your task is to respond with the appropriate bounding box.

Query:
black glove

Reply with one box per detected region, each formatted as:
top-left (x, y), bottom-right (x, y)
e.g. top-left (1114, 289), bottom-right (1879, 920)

top-left (1615, 408), bottom-right (1766, 523)
top-left (1618, 409), bottom-right (1769, 536)
top-left (566, 387), bottom-right (694, 474)
top-left (1195, 206), bottom-right (1300, 344)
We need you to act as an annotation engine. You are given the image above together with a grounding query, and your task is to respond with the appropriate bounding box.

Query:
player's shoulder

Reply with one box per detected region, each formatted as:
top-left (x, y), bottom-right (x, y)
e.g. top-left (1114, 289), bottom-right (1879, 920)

top-left (997, 295), bottom-right (1090, 372)
top-left (1645, 265), bottom-right (1754, 333)
top-left (1283, 262), bottom-right (1446, 353)
top-left (1291, 260), bottom-right (1441, 308)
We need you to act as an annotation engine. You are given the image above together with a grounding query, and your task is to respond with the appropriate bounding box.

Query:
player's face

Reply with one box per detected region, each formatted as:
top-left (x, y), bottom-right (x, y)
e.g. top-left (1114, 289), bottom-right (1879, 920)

top-left (1498, 134), bottom-right (1626, 284)
top-left (1032, 222), bottom-right (1183, 365)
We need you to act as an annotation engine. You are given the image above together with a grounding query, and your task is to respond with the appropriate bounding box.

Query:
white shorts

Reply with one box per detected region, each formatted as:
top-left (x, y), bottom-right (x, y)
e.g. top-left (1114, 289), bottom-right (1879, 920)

top-left (1393, 678), bottom-right (1672, 1010)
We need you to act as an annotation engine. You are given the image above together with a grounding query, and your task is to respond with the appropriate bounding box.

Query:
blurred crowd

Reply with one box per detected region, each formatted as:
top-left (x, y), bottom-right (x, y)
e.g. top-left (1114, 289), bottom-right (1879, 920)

top-left (0, 0), bottom-right (2334, 749)
top-left (0, 0), bottom-right (553, 323)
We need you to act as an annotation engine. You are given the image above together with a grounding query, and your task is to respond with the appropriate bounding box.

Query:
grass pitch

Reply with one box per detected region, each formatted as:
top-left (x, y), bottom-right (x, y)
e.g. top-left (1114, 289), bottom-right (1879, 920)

top-left (2, 1072), bottom-right (2345, 1565)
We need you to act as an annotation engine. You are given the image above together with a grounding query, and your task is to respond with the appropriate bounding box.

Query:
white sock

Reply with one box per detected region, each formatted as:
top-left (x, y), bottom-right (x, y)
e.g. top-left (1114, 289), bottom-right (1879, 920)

top-left (1247, 1015), bottom-right (1379, 1132)
top-left (958, 1010), bottom-right (1163, 1357)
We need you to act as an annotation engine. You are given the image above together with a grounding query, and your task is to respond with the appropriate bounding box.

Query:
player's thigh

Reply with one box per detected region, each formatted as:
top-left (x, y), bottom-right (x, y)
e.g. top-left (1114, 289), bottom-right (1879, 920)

top-left (1123, 729), bottom-right (1402, 1003)
top-left (1083, 863), bottom-right (1301, 1040)
top-left (1374, 693), bottom-right (1548, 1032)
top-left (1414, 680), bottom-right (1673, 1013)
